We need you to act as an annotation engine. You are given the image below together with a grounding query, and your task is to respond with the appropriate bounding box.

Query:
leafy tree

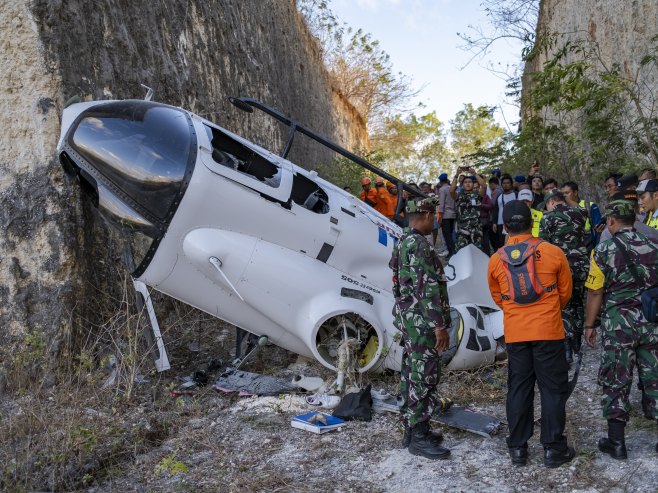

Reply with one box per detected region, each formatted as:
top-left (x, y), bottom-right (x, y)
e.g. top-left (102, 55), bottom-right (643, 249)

top-left (517, 35), bottom-right (658, 194)
top-left (297, 0), bottom-right (419, 131)
top-left (369, 112), bottom-right (450, 183)
top-left (449, 104), bottom-right (507, 170)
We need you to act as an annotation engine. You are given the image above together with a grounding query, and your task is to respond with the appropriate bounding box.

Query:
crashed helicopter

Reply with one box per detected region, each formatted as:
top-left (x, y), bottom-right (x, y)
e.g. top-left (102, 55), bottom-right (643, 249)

top-left (57, 93), bottom-right (504, 375)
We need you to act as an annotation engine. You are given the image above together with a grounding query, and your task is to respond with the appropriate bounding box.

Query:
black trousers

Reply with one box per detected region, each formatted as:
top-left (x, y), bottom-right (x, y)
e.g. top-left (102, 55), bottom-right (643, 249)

top-left (441, 218), bottom-right (456, 256)
top-left (506, 340), bottom-right (569, 451)
top-left (491, 225), bottom-right (505, 250)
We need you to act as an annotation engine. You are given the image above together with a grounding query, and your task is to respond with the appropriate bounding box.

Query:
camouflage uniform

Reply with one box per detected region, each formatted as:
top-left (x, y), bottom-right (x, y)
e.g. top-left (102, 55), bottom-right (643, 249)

top-left (455, 191), bottom-right (483, 252)
top-left (591, 228), bottom-right (658, 422)
top-left (390, 204), bottom-right (451, 429)
top-left (539, 204), bottom-right (589, 343)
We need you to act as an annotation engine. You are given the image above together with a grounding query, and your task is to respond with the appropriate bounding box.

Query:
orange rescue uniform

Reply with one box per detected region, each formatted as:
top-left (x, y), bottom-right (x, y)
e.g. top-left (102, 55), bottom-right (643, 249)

top-left (487, 234), bottom-right (573, 343)
top-left (374, 187), bottom-right (393, 218)
top-left (360, 188), bottom-right (378, 208)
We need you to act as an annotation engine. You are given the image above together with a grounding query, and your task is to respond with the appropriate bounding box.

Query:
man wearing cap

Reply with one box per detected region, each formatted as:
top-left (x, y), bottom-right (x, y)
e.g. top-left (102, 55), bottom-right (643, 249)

top-left (450, 168), bottom-right (487, 253)
top-left (539, 190), bottom-right (590, 363)
top-left (488, 201), bottom-right (575, 468)
top-left (373, 176), bottom-right (393, 219)
top-left (637, 179), bottom-right (658, 230)
top-left (518, 189), bottom-right (543, 237)
top-left (390, 196), bottom-right (452, 460)
top-left (584, 199), bottom-right (658, 459)
top-left (359, 177), bottom-right (378, 208)
top-left (437, 173), bottom-right (457, 256)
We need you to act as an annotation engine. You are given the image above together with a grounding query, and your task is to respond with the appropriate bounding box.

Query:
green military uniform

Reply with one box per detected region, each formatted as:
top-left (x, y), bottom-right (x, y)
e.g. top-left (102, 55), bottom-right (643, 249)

top-left (390, 199), bottom-right (451, 430)
top-left (539, 202), bottom-right (589, 351)
top-left (586, 219), bottom-right (658, 423)
top-left (455, 191), bottom-right (483, 252)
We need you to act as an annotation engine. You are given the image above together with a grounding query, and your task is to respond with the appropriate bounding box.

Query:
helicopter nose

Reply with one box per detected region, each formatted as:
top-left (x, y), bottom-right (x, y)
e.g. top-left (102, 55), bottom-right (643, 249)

top-left (58, 100), bottom-right (197, 273)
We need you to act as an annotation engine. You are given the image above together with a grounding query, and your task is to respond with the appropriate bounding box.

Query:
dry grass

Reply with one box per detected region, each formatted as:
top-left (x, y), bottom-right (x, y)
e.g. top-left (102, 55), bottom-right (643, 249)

top-left (0, 269), bottom-right (228, 491)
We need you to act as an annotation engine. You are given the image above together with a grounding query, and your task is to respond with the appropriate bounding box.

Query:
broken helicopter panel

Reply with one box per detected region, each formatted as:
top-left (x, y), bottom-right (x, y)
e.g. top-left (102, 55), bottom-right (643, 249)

top-left (57, 96), bottom-right (504, 374)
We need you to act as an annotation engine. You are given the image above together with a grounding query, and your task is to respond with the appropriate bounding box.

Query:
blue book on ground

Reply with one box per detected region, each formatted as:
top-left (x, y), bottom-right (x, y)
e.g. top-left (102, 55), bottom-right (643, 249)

top-left (291, 412), bottom-right (345, 434)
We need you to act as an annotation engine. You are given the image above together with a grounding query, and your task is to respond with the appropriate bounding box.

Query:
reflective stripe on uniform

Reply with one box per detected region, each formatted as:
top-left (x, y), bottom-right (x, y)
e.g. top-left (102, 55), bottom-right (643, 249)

top-left (579, 199), bottom-right (591, 231)
top-left (531, 208), bottom-right (543, 237)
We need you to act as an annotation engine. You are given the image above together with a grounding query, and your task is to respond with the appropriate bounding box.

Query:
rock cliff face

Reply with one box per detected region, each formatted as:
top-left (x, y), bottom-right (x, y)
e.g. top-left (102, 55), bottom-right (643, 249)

top-left (0, 0), bottom-right (367, 383)
top-left (522, 0), bottom-right (658, 168)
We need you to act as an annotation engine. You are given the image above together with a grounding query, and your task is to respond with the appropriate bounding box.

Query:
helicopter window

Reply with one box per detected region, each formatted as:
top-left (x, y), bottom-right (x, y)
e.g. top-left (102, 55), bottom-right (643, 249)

top-left (69, 102), bottom-right (193, 220)
top-left (205, 125), bottom-right (281, 187)
top-left (291, 172), bottom-right (329, 214)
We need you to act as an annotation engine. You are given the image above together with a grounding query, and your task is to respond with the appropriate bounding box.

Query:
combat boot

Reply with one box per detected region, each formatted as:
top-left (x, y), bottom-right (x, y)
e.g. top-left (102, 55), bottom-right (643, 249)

top-left (598, 419), bottom-right (627, 460)
top-left (402, 424), bottom-right (443, 448)
top-left (408, 421), bottom-right (450, 460)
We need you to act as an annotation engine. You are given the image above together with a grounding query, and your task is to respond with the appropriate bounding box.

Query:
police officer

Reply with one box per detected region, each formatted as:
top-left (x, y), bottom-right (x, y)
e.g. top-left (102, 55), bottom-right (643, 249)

top-left (449, 168), bottom-right (487, 252)
top-left (540, 190), bottom-right (590, 363)
top-left (637, 179), bottom-right (658, 230)
top-left (584, 199), bottom-right (658, 459)
top-left (389, 197), bottom-right (451, 460)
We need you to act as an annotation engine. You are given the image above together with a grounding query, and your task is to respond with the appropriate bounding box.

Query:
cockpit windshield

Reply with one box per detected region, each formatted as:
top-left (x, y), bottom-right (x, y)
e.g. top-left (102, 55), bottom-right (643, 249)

top-left (70, 101), bottom-right (194, 220)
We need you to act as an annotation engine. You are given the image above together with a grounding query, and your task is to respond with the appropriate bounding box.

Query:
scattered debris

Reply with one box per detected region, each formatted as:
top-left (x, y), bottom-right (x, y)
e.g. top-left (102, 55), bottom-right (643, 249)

top-left (333, 384), bottom-right (373, 421)
top-left (432, 405), bottom-right (502, 438)
top-left (291, 375), bottom-right (325, 392)
top-left (305, 393), bottom-right (341, 409)
top-left (214, 368), bottom-right (298, 396)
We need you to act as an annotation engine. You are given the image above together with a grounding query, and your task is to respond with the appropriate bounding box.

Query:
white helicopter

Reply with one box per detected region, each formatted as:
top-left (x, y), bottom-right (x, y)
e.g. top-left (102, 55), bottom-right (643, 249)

top-left (57, 94), bottom-right (504, 375)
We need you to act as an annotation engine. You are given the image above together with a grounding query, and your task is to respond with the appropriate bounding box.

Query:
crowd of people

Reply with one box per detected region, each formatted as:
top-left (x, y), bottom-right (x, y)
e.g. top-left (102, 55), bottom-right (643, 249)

top-left (386, 162), bottom-right (658, 465)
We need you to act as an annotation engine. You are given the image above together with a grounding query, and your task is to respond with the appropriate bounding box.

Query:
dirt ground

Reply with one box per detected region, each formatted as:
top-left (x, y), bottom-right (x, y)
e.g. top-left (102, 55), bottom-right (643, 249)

top-left (2, 320), bottom-right (657, 493)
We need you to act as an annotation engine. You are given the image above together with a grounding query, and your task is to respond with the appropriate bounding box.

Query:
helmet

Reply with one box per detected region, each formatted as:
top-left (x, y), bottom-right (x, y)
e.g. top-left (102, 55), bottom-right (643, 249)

top-left (361, 177), bottom-right (371, 185)
top-left (374, 177), bottom-right (385, 186)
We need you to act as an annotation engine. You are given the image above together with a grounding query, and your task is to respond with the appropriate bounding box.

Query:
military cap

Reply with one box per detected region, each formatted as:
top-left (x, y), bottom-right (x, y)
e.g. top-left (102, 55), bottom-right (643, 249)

top-left (602, 199), bottom-right (636, 218)
top-left (636, 178), bottom-right (658, 193)
top-left (406, 196), bottom-right (439, 214)
top-left (536, 188), bottom-right (562, 210)
top-left (514, 175), bottom-right (526, 183)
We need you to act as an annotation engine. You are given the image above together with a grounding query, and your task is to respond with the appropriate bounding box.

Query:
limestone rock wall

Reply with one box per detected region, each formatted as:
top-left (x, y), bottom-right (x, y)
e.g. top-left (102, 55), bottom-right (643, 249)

top-left (523, 0), bottom-right (658, 162)
top-left (0, 0), bottom-right (367, 383)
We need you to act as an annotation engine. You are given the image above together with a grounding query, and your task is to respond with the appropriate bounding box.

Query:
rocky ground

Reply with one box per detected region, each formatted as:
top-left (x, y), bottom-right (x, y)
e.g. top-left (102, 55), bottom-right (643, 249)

top-left (1, 319), bottom-right (657, 493)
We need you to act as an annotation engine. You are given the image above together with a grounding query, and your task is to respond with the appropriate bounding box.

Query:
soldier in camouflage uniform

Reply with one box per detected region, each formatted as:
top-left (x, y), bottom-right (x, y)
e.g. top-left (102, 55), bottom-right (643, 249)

top-left (539, 190), bottom-right (590, 362)
top-left (449, 169), bottom-right (487, 252)
top-left (584, 199), bottom-right (658, 459)
top-left (389, 196), bottom-right (452, 460)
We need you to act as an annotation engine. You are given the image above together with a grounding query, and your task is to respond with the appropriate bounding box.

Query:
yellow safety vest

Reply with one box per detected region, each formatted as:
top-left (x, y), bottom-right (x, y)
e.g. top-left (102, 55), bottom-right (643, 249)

top-left (646, 210), bottom-right (658, 229)
top-left (579, 199), bottom-right (591, 231)
top-left (531, 208), bottom-right (543, 237)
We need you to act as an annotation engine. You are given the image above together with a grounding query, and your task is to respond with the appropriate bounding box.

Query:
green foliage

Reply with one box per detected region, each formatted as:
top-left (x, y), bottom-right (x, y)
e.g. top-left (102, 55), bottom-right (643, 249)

top-left (369, 111), bottom-right (449, 182)
top-left (518, 34), bottom-right (658, 188)
top-left (155, 454), bottom-right (189, 475)
top-left (449, 104), bottom-right (507, 170)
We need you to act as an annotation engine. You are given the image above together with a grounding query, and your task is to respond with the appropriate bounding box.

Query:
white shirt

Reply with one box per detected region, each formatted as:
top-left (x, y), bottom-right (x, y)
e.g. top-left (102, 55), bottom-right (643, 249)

top-left (496, 192), bottom-right (517, 224)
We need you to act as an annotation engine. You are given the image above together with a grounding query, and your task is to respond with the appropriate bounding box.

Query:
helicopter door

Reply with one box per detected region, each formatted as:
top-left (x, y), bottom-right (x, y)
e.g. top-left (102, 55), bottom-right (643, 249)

top-left (200, 123), bottom-right (292, 203)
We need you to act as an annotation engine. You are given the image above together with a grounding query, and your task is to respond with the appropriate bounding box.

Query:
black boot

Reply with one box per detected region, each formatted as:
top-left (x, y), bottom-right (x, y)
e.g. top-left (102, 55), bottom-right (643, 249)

top-left (544, 446), bottom-right (576, 468)
top-left (408, 422), bottom-right (450, 460)
top-left (598, 419), bottom-right (627, 460)
top-left (402, 424), bottom-right (443, 448)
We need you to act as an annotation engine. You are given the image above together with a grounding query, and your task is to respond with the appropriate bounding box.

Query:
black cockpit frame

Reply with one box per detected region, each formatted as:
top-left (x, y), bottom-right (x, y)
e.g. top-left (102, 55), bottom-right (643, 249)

top-left (228, 97), bottom-right (427, 218)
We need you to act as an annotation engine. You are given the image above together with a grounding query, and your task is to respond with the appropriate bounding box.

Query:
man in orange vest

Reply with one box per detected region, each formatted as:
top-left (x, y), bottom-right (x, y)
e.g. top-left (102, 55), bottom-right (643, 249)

top-left (487, 201), bottom-right (575, 468)
top-left (374, 176), bottom-right (393, 218)
top-left (360, 177), bottom-right (378, 209)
